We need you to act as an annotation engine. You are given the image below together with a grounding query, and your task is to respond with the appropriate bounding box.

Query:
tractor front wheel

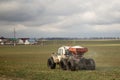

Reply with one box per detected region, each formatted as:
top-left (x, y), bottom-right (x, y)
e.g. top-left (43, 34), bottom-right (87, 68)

top-left (47, 57), bottom-right (56, 69)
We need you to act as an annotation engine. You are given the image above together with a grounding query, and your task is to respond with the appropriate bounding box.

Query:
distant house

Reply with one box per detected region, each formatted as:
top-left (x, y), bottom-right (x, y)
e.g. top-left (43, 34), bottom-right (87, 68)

top-left (24, 39), bottom-right (30, 45)
top-left (18, 39), bottom-right (24, 44)
top-left (0, 37), bottom-right (38, 45)
top-left (29, 38), bottom-right (37, 45)
top-left (0, 37), bottom-right (5, 45)
top-left (8, 38), bottom-right (18, 45)
top-left (0, 39), bottom-right (3, 45)
top-left (18, 38), bottom-right (30, 45)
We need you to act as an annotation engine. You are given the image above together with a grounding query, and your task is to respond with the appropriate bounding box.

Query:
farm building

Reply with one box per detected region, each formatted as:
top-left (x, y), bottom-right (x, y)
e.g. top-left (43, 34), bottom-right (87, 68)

top-left (0, 38), bottom-right (4, 45)
top-left (18, 38), bottom-right (37, 45)
top-left (0, 37), bottom-right (6, 45)
top-left (18, 38), bottom-right (30, 45)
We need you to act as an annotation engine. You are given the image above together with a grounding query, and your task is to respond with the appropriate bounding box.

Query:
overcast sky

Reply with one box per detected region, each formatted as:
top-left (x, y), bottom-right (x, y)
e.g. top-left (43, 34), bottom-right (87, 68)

top-left (0, 0), bottom-right (120, 38)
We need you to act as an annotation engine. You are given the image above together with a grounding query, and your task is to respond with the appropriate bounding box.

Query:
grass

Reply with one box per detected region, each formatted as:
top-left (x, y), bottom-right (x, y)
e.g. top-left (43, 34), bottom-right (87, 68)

top-left (0, 40), bottom-right (120, 80)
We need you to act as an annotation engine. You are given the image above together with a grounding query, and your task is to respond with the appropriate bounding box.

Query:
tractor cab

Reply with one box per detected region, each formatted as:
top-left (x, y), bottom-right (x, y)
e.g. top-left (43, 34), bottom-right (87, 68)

top-left (57, 46), bottom-right (70, 61)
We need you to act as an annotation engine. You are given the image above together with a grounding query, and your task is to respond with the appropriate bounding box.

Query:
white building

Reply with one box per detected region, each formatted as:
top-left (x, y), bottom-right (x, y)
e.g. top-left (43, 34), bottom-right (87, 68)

top-left (24, 40), bottom-right (30, 45)
top-left (18, 39), bottom-right (24, 44)
top-left (0, 39), bottom-right (4, 45)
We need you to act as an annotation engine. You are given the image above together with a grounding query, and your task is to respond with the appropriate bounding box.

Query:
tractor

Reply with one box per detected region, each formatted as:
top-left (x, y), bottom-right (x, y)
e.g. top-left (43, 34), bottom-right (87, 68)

top-left (47, 46), bottom-right (95, 71)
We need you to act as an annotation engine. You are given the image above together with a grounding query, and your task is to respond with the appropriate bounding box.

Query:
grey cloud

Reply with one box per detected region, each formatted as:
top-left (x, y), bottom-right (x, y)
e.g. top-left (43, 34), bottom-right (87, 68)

top-left (0, 0), bottom-right (120, 38)
top-left (0, 1), bottom-right (44, 22)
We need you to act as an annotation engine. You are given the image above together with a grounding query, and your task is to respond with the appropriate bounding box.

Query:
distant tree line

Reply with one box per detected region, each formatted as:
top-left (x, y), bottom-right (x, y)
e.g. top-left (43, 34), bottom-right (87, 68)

top-left (1, 36), bottom-right (120, 41)
top-left (38, 37), bottom-right (120, 40)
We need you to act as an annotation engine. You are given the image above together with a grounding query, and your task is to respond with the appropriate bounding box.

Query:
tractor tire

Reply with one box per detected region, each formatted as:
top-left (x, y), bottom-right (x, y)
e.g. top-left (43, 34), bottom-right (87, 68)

top-left (85, 58), bottom-right (95, 70)
top-left (79, 58), bottom-right (87, 70)
top-left (60, 59), bottom-right (68, 70)
top-left (47, 57), bottom-right (56, 69)
top-left (87, 59), bottom-right (95, 70)
top-left (68, 60), bottom-right (76, 71)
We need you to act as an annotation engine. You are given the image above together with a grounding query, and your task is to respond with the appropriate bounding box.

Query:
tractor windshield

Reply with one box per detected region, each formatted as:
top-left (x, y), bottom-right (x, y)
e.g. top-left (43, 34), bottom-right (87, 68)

top-left (65, 50), bottom-right (72, 55)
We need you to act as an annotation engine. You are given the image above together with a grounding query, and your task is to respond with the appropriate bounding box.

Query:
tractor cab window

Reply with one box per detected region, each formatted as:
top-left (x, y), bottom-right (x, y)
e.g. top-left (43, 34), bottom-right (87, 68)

top-left (64, 49), bottom-right (72, 56)
top-left (65, 50), bottom-right (71, 55)
top-left (58, 49), bottom-right (63, 55)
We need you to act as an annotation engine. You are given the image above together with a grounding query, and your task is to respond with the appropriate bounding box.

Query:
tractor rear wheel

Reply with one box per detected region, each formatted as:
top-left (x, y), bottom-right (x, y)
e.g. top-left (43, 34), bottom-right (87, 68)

top-left (68, 60), bottom-right (76, 71)
top-left (88, 59), bottom-right (95, 70)
top-left (47, 57), bottom-right (56, 69)
top-left (79, 58), bottom-right (87, 70)
top-left (60, 59), bottom-right (67, 70)
top-left (85, 58), bottom-right (95, 70)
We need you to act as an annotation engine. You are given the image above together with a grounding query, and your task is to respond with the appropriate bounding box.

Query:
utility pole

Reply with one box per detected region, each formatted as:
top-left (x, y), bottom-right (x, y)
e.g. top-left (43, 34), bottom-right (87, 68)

top-left (13, 27), bottom-right (16, 46)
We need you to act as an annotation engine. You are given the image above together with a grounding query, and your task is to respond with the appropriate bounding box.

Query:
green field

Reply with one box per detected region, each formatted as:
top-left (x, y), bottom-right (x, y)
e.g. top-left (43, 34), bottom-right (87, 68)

top-left (0, 40), bottom-right (120, 80)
